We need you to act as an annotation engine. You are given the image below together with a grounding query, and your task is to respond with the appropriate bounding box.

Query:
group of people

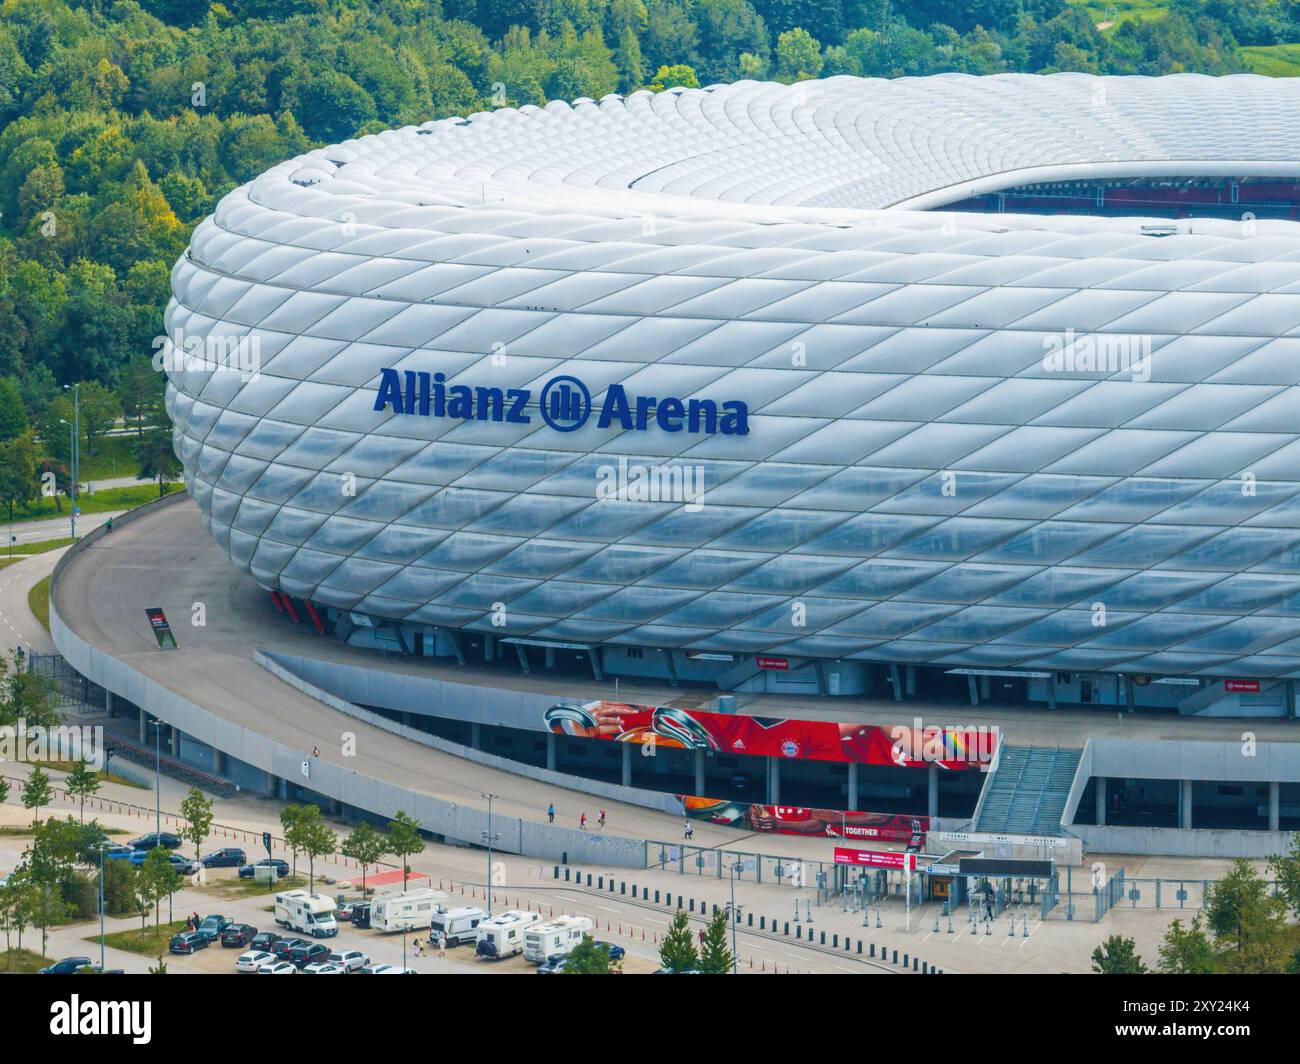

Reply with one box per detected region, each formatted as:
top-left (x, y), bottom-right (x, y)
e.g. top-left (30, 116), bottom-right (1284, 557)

top-left (549, 804), bottom-right (606, 831)
top-left (412, 930), bottom-right (449, 958)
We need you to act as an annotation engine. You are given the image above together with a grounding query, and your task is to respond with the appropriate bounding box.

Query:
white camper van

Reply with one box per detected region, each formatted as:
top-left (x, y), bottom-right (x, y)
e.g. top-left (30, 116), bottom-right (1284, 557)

top-left (370, 888), bottom-right (450, 933)
top-left (274, 890), bottom-right (338, 938)
top-left (475, 909), bottom-right (540, 959)
top-left (523, 915), bottom-right (594, 964)
top-left (429, 905), bottom-right (486, 948)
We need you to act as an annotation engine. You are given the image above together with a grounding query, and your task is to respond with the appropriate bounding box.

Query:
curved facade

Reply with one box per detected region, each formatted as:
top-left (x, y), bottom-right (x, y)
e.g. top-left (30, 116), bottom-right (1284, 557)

top-left (166, 73), bottom-right (1300, 681)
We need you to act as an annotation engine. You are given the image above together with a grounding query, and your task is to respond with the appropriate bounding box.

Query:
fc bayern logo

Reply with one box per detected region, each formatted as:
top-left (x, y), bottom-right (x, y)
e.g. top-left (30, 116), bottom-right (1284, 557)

top-left (538, 375), bottom-right (591, 432)
top-left (780, 740), bottom-right (799, 758)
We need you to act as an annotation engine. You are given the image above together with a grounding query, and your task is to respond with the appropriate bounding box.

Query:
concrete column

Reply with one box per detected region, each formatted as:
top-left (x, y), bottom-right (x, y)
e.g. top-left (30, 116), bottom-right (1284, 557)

top-left (267, 772), bottom-right (280, 797)
top-left (484, 634), bottom-right (494, 661)
top-left (905, 665), bottom-right (917, 697)
top-left (138, 707), bottom-right (146, 743)
top-left (1125, 675), bottom-right (1135, 713)
top-left (967, 675), bottom-right (979, 706)
top-left (847, 762), bottom-right (858, 812)
top-left (1095, 777), bottom-right (1106, 827)
top-left (168, 726), bottom-right (177, 757)
top-left (621, 743), bottom-right (632, 788)
top-left (693, 749), bottom-right (706, 796)
top-left (927, 763), bottom-right (939, 820)
top-left (1181, 779), bottom-right (1193, 830)
top-left (1269, 781), bottom-right (1281, 832)
top-left (214, 750), bottom-right (227, 776)
top-left (768, 757), bottom-right (781, 805)
top-left (545, 732), bottom-right (556, 771)
top-left (979, 675), bottom-right (991, 700)
top-left (105, 690), bottom-right (115, 718)
top-left (888, 664), bottom-right (903, 702)
top-left (470, 722), bottom-right (481, 750)
top-left (544, 646), bottom-right (556, 669)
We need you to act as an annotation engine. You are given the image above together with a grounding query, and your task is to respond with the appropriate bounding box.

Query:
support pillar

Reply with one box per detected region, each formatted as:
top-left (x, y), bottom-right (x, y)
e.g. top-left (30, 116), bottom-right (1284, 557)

top-left (484, 634), bottom-right (494, 661)
top-left (105, 690), bottom-right (115, 718)
top-left (1180, 779), bottom-right (1193, 830)
top-left (138, 706), bottom-right (146, 743)
top-left (1269, 781), bottom-right (1280, 832)
top-left (621, 743), bottom-right (632, 788)
top-left (967, 674), bottom-right (979, 707)
top-left (1095, 777), bottom-right (1106, 827)
top-left (470, 722), bottom-right (481, 750)
top-left (546, 732), bottom-right (556, 772)
top-left (214, 750), bottom-right (227, 776)
top-left (168, 726), bottom-right (177, 757)
top-left (768, 757), bottom-right (780, 805)
top-left (888, 664), bottom-right (903, 702)
top-left (267, 772), bottom-right (280, 798)
top-left (927, 763), bottom-right (938, 820)
top-left (1125, 675), bottom-right (1135, 713)
top-left (544, 646), bottom-right (556, 669)
top-left (979, 674), bottom-right (991, 700)
top-left (693, 749), bottom-right (706, 797)
top-left (847, 762), bottom-right (858, 812)
top-left (905, 665), bottom-right (917, 697)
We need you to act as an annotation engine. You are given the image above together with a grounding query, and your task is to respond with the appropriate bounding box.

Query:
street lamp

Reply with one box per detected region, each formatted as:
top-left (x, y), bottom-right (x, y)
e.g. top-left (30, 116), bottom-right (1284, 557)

top-left (59, 384), bottom-right (79, 539)
top-left (97, 839), bottom-right (110, 970)
top-left (727, 860), bottom-right (746, 976)
top-left (148, 718), bottom-right (166, 841)
top-left (481, 792), bottom-right (499, 916)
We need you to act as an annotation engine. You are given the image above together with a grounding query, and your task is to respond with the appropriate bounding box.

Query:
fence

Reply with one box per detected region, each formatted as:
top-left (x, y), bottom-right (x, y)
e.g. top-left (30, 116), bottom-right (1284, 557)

top-left (647, 839), bottom-right (837, 893)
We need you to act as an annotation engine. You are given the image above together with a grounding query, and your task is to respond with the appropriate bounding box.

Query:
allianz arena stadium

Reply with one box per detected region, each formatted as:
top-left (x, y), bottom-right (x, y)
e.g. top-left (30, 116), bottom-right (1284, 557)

top-left (164, 72), bottom-right (1300, 711)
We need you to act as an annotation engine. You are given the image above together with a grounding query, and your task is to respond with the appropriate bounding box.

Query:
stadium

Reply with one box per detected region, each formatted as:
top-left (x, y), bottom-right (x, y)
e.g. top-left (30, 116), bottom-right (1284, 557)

top-left (164, 72), bottom-right (1300, 719)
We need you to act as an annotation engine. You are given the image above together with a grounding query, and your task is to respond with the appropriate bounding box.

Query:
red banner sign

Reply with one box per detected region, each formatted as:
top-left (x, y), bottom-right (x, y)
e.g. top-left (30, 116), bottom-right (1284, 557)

top-left (755, 655), bottom-right (789, 671)
top-left (1224, 679), bottom-right (1260, 693)
top-left (544, 700), bottom-right (992, 770)
top-left (834, 847), bottom-right (915, 870)
top-left (679, 797), bottom-right (928, 842)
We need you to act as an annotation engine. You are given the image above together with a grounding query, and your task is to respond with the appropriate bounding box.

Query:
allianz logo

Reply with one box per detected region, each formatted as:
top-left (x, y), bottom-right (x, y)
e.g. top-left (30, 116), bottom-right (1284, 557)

top-left (373, 369), bottom-right (750, 435)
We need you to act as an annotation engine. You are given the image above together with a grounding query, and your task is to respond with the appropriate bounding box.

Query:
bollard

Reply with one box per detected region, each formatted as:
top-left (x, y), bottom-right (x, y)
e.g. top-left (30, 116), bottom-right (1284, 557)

top-left (759, 916), bottom-right (765, 930)
top-left (912, 957), bottom-right (918, 972)
top-left (869, 944), bottom-right (875, 958)
top-left (620, 882), bottom-right (625, 895)
top-left (689, 899), bottom-right (695, 913)
top-left (857, 941), bottom-right (862, 954)
top-left (832, 934), bottom-right (838, 948)
top-left (655, 890), bottom-right (660, 904)
top-left (819, 931), bottom-right (825, 945)
top-left (796, 925), bottom-right (802, 939)
top-left (784, 922), bottom-right (789, 936)
top-left (903, 953), bottom-right (909, 968)
top-left (564, 868), bottom-right (571, 882)
top-left (553, 866), bottom-right (559, 879)
top-left (747, 913), bottom-right (753, 926)
top-left (892, 949), bottom-right (898, 964)
top-left (598, 876), bottom-right (604, 890)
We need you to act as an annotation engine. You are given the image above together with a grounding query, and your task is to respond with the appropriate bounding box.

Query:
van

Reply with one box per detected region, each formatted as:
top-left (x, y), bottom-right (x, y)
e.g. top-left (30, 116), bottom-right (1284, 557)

top-left (522, 915), bottom-right (593, 964)
top-left (429, 905), bottom-right (486, 947)
top-left (475, 909), bottom-right (540, 959)
top-left (369, 888), bottom-right (450, 933)
top-left (273, 890), bottom-right (338, 938)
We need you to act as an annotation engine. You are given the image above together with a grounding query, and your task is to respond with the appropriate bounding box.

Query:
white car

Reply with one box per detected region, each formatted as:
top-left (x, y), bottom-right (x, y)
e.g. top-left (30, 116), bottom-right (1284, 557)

top-left (326, 949), bottom-right (369, 972)
top-left (301, 962), bottom-right (345, 975)
top-left (257, 960), bottom-right (296, 975)
top-left (374, 966), bottom-right (418, 975)
top-left (236, 950), bottom-right (275, 973)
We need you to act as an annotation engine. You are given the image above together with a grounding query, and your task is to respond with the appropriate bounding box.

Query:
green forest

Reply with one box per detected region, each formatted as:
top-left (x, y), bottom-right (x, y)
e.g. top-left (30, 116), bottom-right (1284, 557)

top-left (1, 0), bottom-right (1299, 518)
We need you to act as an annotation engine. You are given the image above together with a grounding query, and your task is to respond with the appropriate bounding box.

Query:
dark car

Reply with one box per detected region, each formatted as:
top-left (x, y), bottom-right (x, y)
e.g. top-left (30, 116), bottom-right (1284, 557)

top-left (201, 848), bottom-right (247, 869)
top-left (193, 915), bottom-right (233, 943)
top-left (221, 923), bottom-right (258, 948)
top-left (350, 902), bottom-right (371, 929)
top-left (238, 858), bottom-right (289, 879)
top-left (593, 941), bottom-right (626, 962)
top-left (128, 832), bottom-right (182, 851)
top-left (102, 845), bottom-right (137, 862)
top-left (251, 932), bottom-right (281, 952)
top-left (287, 942), bottom-right (330, 969)
top-left (271, 937), bottom-right (308, 960)
top-left (127, 851), bottom-right (197, 876)
top-left (169, 932), bottom-right (209, 955)
top-left (38, 956), bottom-right (93, 975)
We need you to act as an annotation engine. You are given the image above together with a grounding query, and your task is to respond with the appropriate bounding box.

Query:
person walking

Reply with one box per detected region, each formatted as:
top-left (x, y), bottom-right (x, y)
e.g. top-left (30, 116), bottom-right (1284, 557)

top-left (579, 812), bottom-right (587, 831)
top-left (598, 809), bottom-right (606, 830)
top-left (437, 932), bottom-right (447, 958)
top-left (547, 803), bottom-right (555, 824)
top-left (414, 935), bottom-right (424, 957)
top-left (684, 821), bottom-right (694, 840)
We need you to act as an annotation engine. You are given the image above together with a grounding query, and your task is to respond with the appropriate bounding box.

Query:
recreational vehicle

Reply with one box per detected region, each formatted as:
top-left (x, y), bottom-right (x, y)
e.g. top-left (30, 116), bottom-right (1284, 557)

top-left (475, 909), bottom-right (540, 959)
top-left (273, 890), bottom-right (338, 938)
top-left (523, 915), bottom-right (593, 963)
top-left (429, 906), bottom-right (486, 947)
top-left (369, 888), bottom-right (449, 933)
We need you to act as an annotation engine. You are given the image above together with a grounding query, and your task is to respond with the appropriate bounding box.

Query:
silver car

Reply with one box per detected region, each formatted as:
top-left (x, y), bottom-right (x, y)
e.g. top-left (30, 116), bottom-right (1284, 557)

top-left (326, 949), bottom-right (369, 972)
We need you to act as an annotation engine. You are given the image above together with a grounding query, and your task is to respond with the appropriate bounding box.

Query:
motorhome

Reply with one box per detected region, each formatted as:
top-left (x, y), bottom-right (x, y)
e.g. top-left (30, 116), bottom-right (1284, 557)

top-left (273, 890), bottom-right (338, 939)
top-left (523, 915), bottom-right (593, 963)
top-left (475, 910), bottom-right (540, 959)
top-left (369, 888), bottom-right (450, 933)
top-left (429, 905), bottom-right (486, 948)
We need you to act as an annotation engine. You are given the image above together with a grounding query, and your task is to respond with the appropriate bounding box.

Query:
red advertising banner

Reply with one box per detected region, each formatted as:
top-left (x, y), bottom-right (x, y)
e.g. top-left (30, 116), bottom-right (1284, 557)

top-left (834, 847), bottom-right (916, 870)
top-left (544, 699), bottom-right (992, 770)
top-left (1224, 679), bottom-right (1260, 693)
top-left (679, 796), bottom-right (927, 842)
top-left (755, 655), bottom-right (789, 671)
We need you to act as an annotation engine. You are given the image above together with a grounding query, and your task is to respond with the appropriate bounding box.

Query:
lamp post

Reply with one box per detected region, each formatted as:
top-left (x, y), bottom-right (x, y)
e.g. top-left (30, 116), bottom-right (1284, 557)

top-left (148, 718), bottom-right (166, 841)
top-left (727, 860), bottom-right (745, 976)
top-left (97, 839), bottom-right (109, 970)
top-left (481, 792), bottom-right (499, 916)
top-left (60, 384), bottom-right (79, 539)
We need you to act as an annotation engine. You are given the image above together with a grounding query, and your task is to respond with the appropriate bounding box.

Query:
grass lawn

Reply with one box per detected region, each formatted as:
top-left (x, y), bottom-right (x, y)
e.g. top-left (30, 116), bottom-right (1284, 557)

top-left (209, 873), bottom-right (307, 900)
top-left (76, 435), bottom-right (142, 483)
top-left (28, 575), bottom-right (50, 631)
top-left (98, 920), bottom-right (189, 956)
top-left (1240, 43), bottom-right (1300, 76)
top-left (1071, 0), bottom-right (1170, 29)
top-left (9, 483), bottom-right (180, 523)
top-left (0, 948), bottom-right (50, 973)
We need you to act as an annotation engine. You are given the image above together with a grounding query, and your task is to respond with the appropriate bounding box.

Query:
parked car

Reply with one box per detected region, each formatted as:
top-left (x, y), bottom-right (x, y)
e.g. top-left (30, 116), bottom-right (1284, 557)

top-left (257, 961), bottom-right (296, 975)
top-left (537, 954), bottom-right (568, 974)
top-left (193, 915), bottom-right (232, 943)
top-left (169, 932), bottom-right (209, 955)
top-left (350, 902), bottom-right (371, 929)
top-left (326, 949), bottom-right (369, 972)
top-left (301, 962), bottom-right (345, 975)
top-left (221, 923), bottom-right (257, 948)
top-left (250, 932), bottom-right (281, 952)
top-left (200, 848), bottom-right (247, 868)
top-left (270, 938), bottom-right (308, 960)
top-left (102, 845), bottom-right (137, 862)
top-left (287, 942), bottom-right (331, 969)
top-left (127, 851), bottom-right (198, 875)
top-left (335, 901), bottom-right (357, 922)
top-left (593, 941), bottom-right (626, 962)
top-left (38, 956), bottom-right (93, 975)
top-left (374, 966), bottom-right (418, 975)
top-left (236, 950), bottom-right (275, 973)
top-left (238, 858), bottom-right (289, 879)
top-left (127, 832), bottom-right (182, 851)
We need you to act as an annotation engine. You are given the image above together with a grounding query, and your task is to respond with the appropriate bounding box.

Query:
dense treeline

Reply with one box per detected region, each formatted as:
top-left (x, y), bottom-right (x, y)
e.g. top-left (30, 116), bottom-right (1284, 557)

top-left (0, 0), bottom-right (1284, 516)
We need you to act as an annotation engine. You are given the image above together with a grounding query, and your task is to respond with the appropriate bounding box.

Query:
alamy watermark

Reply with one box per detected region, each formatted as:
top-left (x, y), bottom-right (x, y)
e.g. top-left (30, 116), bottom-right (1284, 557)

top-left (151, 328), bottom-right (261, 382)
top-left (1042, 328), bottom-right (1151, 382)
top-left (0, 720), bottom-right (104, 770)
top-left (595, 457), bottom-right (706, 511)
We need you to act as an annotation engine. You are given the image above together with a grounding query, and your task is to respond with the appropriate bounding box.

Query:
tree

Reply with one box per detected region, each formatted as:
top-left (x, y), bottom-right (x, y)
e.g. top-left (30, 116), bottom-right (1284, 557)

top-left (775, 27), bottom-right (824, 80)
top-left (0, 649), bottom-right (59, 731)
top-left (563, 934), bottom-right (612, 974)
top-left (21, 766), bottom-right (52, 826)
top-left (1157, 916), bottom-right (1217, 974)
top-left (64, 759), bottom-right (101, 822)
top-left (0, 376), bottom-right (28, 440)
top-left (649, 63), bottom-right (700, 90)
top-left (659, 910), bottom-right (699, 973)
top-left (280, 805), bottom-right (303, 878)
top-left (1207, 859), bottom-right (1276, 952)
top-left (1091, 935), bottom-right (1148, 974)
top-left (179, 787), bottom-right (214, 862)
top-left (341, 822), bottom-right (389, 896)
top-left (699, 907), bottom-right (733, 974)
top-left (135, 406), bottom-right (181, 497)
top-left (0, 431), bottom-right (39, 526)
top-left (140, 847), bottom-right (181, 931)
top-left (75, 380), bottom-right (122, 457)
top-left (1268, 831), bottom-right (1300, 920)
top-left (292, 805), bottom-right (337, 893)
top-left (386, 811), bottom-right (423, 889)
